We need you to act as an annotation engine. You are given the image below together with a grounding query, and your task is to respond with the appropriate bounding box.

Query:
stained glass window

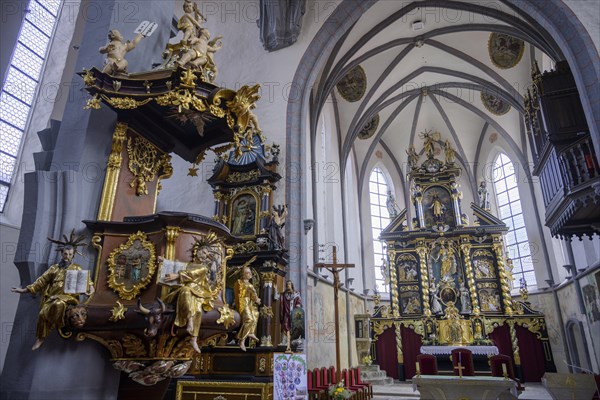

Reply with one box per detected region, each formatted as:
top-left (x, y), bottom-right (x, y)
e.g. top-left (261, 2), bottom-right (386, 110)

top-left (369, 167), bottom-right (391, 293)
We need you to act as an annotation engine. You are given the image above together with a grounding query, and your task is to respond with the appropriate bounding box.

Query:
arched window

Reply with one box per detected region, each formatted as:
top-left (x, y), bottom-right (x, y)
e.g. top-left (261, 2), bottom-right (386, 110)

top-left (369, 167), bottom-right (391, 293)
top-left (1, 0), bottom-right (61, 211)
top-left (492, 153), bottom-right (537, 289)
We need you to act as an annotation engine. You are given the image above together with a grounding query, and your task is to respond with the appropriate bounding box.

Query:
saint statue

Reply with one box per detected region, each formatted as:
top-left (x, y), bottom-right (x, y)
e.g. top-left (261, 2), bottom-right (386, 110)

top-left (478, 181), bottom-right (490, 209)
top-left (386, 190), bottom-right (399, 219)
top-left (235, 261), bottom-right (261, 351)
top-left (11, 232), bottom-right (93, 350)
top-left (429, 194), bottom-right (445, 221)
top-left (279, 280), bottom-right (302, 343)
top-left (444, 140), bottom-right (455, 164)
top-left (406, 145), bottom-right (419, 170)
top-left (268, 205), bottom-right (288, 250)
top-left (459, 282), bottom-right (472, 314)
top-left (161, 250), bottom-right (219, 353)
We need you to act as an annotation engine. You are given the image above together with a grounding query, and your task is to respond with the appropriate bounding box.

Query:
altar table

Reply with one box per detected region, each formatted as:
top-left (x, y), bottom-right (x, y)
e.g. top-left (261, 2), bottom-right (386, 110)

top-left (413, 375), bottom-right (518, 400)
top-left (420, 345), bottom-right (499, 356)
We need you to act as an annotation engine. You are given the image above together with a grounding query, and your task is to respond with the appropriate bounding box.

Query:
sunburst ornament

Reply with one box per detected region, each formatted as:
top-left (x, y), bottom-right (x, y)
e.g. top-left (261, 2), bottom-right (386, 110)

top-left (109, 301), bottom-right (128, 322)
top-left (188, 165), bottom-right (199, 176)
top-left (47, 228), bottom-right (87, 255)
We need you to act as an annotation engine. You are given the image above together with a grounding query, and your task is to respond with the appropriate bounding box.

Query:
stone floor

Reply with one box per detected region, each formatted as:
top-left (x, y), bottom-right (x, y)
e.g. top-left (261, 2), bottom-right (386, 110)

top-left (371, 381), bottom-right (554, 399)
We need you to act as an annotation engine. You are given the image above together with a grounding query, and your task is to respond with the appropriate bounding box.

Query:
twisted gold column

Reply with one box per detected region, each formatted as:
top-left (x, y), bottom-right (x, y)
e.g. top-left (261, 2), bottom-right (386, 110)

top-left (493, 242), bottom-right (513, 316)
top-left (388, 249), bottom-right (400, 317)
top-left (416, 246), bottom-right (431, 317)
top-left (460, 242), bottom-right (480, 316)
top-left (395, 322), bottom-right (404, 363)
top-left (509, 321), bottom-right (521, 365)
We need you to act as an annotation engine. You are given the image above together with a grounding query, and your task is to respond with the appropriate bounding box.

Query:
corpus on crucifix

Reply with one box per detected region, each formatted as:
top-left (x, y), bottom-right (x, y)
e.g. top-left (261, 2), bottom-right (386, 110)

top-left (314, 245), bottom-right (354, 381)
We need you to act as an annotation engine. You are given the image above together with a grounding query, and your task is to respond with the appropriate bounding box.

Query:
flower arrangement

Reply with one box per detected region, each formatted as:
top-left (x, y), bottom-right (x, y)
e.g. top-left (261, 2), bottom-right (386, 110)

top-left (361, 354), bottom-right (372, 366)
top-left (328, 380), bottom-right (351, 399)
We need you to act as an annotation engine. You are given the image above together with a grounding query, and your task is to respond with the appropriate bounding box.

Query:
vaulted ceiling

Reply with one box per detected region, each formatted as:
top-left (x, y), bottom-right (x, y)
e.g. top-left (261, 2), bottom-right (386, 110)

top-left (310, 0), bottom-right (559, 194)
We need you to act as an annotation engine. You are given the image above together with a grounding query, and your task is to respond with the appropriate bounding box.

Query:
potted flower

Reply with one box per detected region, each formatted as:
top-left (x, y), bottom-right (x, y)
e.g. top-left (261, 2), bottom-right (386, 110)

top-left (328, 380), bottom-right (351, 399)
top-left (361, 354), bottom-right (372, 366)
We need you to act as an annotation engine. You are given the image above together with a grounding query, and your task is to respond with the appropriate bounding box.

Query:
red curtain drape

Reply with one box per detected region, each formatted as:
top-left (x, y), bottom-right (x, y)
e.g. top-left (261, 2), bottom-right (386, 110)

top-left (516, 324), bottom-right (546, 382)
top-left (401, 325), bottom-right (423, 379)
top-left (488, 323), bottom-right (514, 364)
top-left (375, 326), bottom-right (399, 379)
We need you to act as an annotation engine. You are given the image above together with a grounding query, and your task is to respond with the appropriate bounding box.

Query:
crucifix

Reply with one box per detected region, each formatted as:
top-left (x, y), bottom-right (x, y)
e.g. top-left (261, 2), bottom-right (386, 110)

top-left (315, 245), bottom-right (354, 381)
top-left (454, 363), bottom-right (465, 378)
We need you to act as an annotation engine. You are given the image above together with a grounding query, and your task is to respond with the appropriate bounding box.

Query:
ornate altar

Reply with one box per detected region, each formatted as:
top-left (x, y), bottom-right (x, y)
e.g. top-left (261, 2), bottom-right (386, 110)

top-left (370, 133), bottom-right (556, 381)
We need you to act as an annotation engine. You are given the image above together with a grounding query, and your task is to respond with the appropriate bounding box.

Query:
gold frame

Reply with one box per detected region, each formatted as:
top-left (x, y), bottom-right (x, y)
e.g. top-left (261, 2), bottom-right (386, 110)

top-left (107, 231), bottom-right (157, 300)
top-left (228, 191), bottom-right (260, 237)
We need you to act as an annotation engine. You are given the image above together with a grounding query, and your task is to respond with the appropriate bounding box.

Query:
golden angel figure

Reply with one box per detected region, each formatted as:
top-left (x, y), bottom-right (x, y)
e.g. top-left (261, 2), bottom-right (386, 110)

top-left (234, 258), bottom-right (261, 351)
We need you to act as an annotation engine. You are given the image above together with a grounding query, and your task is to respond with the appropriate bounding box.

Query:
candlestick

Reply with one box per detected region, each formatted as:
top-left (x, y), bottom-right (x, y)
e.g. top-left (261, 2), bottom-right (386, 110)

top-left (416, 362), bottom-right (420, 376)
top-left (502, 363), bottom-right (508, 379)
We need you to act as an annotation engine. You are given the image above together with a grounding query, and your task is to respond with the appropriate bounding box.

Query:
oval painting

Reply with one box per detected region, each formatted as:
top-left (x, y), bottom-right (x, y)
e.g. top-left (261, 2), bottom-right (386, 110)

top-left (358, 114), bottom-right (380, 139)
top-left (481, 92), bottom-right (511, 116)
top-left (488, 33), bottom-right (525, 69)
top-left (336, 65), bottom-right (367, 102)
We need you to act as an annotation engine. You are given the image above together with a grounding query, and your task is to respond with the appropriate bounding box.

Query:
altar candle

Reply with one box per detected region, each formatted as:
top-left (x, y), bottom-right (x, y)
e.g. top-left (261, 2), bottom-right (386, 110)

top-left (416, 362), bottom-right (420, 375)
top-left (502, 363), bottom-right (508, 376)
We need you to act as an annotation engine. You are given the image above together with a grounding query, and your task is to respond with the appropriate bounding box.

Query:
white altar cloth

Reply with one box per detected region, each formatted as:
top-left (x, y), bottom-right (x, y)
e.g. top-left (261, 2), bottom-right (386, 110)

top-left (420, 345), bottom-right (499, 356)
top-left (413, 375), bottom-right (518, 400)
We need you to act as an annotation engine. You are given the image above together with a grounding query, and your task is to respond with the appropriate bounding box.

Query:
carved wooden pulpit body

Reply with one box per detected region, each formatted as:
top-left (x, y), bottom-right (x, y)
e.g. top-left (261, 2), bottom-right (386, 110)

top-left (70, 67), bottom-right (272, 386)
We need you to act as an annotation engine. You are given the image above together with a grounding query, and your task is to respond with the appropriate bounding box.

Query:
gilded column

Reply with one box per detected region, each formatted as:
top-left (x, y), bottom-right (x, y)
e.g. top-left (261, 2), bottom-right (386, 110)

top-left (97, 122), bottom-right (128, 221)
top-left (162, 226), bottom-right (181, 298)
top-left (493, 241), bottom-right (513, 316)
top-left (416, 245), bottom-right (431, 317)
top-left (394, 322), bottom-right (404, 364)
top-left (460, 241), bottom-right (480, 316)
top-left (388, 249), bottom-right (399, 317)
top-left (213, 192), bottom-right (223, 221)
top-left (260, 185), bottom-right (272, 233)
top-left (164, 226), bottom-right (181, 260)
top-left (509, 321), bottom-right (521, 366)
top-left (259, 271), bottom-right (276, 347)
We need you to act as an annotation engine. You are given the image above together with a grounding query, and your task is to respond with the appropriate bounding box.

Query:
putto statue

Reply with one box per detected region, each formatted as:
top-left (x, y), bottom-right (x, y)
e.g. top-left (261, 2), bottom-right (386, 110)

top-left (99, 22), bottom-right (157, 76)
top-left (11, 231), bottom-right (93, 350)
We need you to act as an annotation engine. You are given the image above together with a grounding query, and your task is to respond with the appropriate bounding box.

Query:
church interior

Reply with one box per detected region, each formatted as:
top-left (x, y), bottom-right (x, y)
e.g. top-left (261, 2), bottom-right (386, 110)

top-left (0, 0), bottom-right (599, 399)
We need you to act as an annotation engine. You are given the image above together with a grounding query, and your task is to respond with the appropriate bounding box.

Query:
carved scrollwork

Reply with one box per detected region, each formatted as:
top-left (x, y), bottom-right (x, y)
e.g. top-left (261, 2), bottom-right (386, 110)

top-left (226, 170), bottom-right (260, 183)
top-left (126, 135), bottom-right (172, 196)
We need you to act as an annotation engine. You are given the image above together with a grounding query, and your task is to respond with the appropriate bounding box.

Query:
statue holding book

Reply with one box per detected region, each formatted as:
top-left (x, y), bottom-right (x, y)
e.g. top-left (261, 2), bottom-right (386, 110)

top-left (11, 231), bottom-right (93, 350)
top-left (159, 248), bottom-right (220, 352)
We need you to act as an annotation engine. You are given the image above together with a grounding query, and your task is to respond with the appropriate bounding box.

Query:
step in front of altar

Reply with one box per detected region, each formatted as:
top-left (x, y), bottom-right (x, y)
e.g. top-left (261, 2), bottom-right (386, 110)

top-left (361, 364), bottom-right (395, 385)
